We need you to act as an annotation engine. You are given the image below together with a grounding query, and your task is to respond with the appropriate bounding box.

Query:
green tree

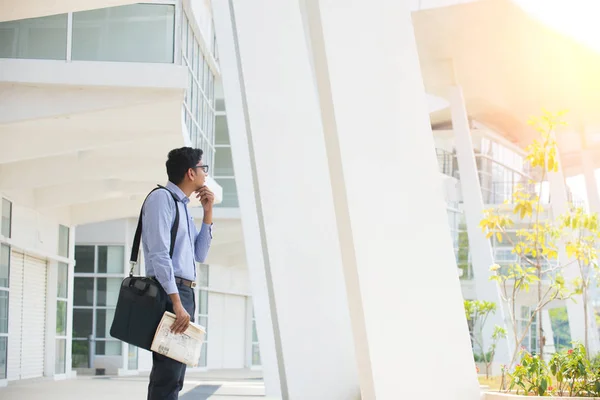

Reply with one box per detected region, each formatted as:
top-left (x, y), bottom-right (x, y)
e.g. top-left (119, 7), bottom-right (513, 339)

top-left (480, 110), bottom-right (584, 369)
top-left (464, 300), bottom-right (507, 379)
top-left (549, 307), bottom-right (571, 352)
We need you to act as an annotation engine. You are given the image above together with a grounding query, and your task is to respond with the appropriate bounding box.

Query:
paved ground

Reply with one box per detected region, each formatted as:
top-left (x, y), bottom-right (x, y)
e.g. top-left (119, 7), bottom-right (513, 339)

top-left (0, 370), bottom-right (266, 400)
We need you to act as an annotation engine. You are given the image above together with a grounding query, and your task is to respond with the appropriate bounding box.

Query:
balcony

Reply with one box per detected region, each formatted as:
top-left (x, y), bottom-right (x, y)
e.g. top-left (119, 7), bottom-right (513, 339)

top-left (436, 148), bottom-right (459, 178)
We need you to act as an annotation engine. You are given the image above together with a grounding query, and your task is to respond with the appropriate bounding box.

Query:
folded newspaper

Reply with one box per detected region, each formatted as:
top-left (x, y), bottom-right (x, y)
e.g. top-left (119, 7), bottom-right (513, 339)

top-left (150, 311), bottom-right (206, 367)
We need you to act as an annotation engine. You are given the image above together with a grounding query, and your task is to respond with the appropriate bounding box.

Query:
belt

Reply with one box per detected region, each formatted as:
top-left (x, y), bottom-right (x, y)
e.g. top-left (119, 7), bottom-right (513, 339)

top-left (175, 276), bottom-right (197, 288)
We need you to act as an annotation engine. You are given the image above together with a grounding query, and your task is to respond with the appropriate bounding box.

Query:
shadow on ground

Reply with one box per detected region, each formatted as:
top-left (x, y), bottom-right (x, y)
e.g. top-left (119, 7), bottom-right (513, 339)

top-left (180, 384), bottom-right (221, 399)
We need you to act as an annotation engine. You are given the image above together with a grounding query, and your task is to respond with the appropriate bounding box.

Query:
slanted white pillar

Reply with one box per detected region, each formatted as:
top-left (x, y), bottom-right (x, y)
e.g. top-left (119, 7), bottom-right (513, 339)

top-left (548, 163), bottom-right (588, 350)
top-left (449, 86), bottom-right (510, 365)
top-left (579, 147), bottom-right (600, 355)
top-left (213, 1), bottom-right (358, 398)
top-left (582, 149), bottom-right (600, 213)
top-left (304, 1), bottom-right (479, 399)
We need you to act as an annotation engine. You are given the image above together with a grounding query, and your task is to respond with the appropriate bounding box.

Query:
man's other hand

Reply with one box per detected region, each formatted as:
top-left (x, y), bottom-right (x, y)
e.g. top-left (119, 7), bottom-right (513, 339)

top-left (171, 302), bottom-right (191, 334)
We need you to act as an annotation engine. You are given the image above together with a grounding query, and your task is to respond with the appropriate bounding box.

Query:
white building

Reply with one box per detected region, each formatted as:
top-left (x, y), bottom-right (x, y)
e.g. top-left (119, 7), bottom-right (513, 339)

top-left (2, 1), bottom-right (600, 399)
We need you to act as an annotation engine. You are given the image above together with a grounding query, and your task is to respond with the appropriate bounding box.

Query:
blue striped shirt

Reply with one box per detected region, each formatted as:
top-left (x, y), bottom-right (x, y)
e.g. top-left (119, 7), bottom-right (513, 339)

top-left (142, 181), bottom-right (212, 295)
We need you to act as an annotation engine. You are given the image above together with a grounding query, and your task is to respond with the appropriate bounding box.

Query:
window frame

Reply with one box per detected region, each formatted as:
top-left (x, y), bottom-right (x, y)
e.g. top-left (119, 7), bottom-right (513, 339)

top-left (0, 244), bottom-right (10, 380)
top-left (1, 198), bottom-right (12, 239)
top-left (73, 244), bottom-right (125, 361)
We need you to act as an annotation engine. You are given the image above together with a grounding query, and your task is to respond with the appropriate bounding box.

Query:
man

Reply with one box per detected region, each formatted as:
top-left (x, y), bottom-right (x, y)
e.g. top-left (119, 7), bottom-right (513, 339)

top-left (142, 147), bottom-right (214, 400)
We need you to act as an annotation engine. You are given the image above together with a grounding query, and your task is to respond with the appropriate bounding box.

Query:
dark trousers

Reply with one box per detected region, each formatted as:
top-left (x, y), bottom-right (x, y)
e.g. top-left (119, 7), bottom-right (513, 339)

top-left (148, 284), bottom-right (196, 400)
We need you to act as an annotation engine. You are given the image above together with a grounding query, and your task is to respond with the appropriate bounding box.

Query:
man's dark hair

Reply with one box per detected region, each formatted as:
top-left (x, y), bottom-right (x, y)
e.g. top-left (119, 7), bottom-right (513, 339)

top-left (166, 147), bottom-right (204, 184)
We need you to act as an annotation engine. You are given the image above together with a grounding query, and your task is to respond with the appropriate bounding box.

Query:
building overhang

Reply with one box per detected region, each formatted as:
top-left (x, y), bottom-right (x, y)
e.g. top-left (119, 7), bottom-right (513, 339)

top-left (0, 0), bottom-right (141, 22)
top-left (0, 60), bottom-right (222, 226)
top-left (412, 0), bottom-right (600, 176)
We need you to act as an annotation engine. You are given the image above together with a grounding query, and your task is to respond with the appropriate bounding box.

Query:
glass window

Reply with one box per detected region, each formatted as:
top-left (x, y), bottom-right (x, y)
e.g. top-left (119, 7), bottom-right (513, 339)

top-left (0, 14), bottom-right (67, 60)
top-left (74, 246), bottom-right (95, 273)
top-left (198, 264), bottom-right (209, 287)
top-left (198, 316), bottom-right (208, 343)
top-left (198, 290), bottom-right (208, 315)
top-left (55, 339), bottom-right (66, 374)
top-left (0, 291), bottom-right (7, 334)
top-left (215, 178), bottom-right (239, 208)
top-left (95, 340), bottom-right (121, 356)
top-left (97, 246), bottom-right (124, 274)
top-left (215, 99), bottom-right (225, 112)
top-left (128, 344), bottom-right (138, 370)
top-left (95, 309), bottom-right (115, 338)
top-left (0, 244), bottom-right (9, 288)
top-left (96, 278), bottom-right (121, 307)
top-left (72, 4), bottom-right (175, 63)
top-left (73, 309), bottom-right (93, 338)
top-left (1, 198), bottom-right (11, 238)
top-left (215, 147), bottom-right (234, 176)
top-left (71, 340), bottom-right (89, 368)
top-left (0, 337), bottom-right (6, 379)
top-left (56, 300), bottom-right (67, 336)
top-left (57, 262), bottom-right (68, 299)
top-left (58, 225), bottom-right (69, 258)
top-left (74, 278), bottom-right (94, 306)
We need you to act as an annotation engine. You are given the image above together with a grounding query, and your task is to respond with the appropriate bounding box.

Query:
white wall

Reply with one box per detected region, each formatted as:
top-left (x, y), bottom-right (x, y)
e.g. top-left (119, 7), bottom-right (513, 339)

top-left (75, 219), bottom-right (131, 244)
top-left (7, 202), bottom-right (65, 257)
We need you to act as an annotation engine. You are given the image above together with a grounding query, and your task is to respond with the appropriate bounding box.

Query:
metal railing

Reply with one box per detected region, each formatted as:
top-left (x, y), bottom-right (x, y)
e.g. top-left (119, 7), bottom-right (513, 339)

top-left (436, 148), bottom-right (459, 178)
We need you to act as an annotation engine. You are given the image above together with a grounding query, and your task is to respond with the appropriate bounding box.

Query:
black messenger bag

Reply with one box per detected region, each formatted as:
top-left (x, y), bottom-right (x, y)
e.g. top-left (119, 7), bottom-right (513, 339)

top-left (109, 185), bottom-right (179, 351)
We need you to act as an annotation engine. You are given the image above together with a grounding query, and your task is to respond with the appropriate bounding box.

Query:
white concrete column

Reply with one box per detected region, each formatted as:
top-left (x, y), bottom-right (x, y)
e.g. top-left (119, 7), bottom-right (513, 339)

top-left (579, 147), bottom-right (600, 355)
top-left (582, 149), bottom-right (600, 212)
top-left (213, 1), bottom-right (358, 399)
top-left (211, 2), bottom-right (281, 397)
top-left (448, 86), bottom-right (510, 364)
top-left (548, 165), bottom-right (589, 350)
top-left (304, 1), bottom-right (479, 399)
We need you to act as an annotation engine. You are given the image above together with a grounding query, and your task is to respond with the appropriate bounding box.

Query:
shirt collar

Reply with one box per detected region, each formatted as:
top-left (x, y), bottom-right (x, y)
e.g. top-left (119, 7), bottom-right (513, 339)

top-left (165, 181), bottom-right (190, 205)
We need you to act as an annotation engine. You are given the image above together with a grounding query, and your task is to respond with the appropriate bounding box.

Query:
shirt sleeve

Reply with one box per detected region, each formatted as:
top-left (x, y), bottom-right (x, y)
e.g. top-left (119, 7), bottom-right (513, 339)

top-left (195, 223), bottom-right (213, 263)
top-left (143, 190), bottom-right (178, 295)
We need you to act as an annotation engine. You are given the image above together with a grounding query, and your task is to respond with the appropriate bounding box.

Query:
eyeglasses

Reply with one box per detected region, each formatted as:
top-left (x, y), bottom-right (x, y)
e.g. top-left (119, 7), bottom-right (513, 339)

top-left (193, 165), bottom-right (209, 173)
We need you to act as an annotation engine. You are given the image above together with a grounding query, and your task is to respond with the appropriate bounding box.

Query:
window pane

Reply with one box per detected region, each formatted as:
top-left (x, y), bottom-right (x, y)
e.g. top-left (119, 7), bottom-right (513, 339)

top-left (58, 225), bottom-right (69, 257)
top-left (96, 340), bottom-right (121, 356)
top-left (128, 343), bottom-right (138, 370)
top-left (95, 308), bottom-right (116, 338)
top-left (57, 262), bottom-right (68, 299)
top-left (198, 316), bottom-right (208, 341)
top-left (74, 277), bottom-right (93, 306)
top-left (97, 246), bottom-right (124, 274)
top-left (73, 309), bottom-right (93, 338)
top-left (72, 4), bottom-right (175, 63)
top-left (96, 278), bottom-right (121, 307)
top-left (252, 344), bottom-right (261, 366)
top-left (72, 340), bottom-right (89, 368)
top-left (252, 318), bottom-right (258, 342)
top-left (215, 178), bottom-right (239, 208)
top-left (198, 264), bottom-right (209, 287)
top-left (1, 198), bottom-right (11, 238)
top-left (0, 244), bottom-right (9, 288)
top-left (214, 147), bottom-right (234, 176)
top-left (74, 246), bottom-right (95, 273)
top-left (198, 290), bottom-right (208, 315)
top-left (215, 99), bottom-right (225, 112)
top-left (199, 341), bottom-right (207, 367)
top-left (0, 337), bottom-right (6, 379)
top-left (55, 338), bottom-right (66, 374)
top-left (0, 14), bottom-right (67, 60)
top-left (0, 291), bottom-right (7, 334)
top-left (56, 300), bottom-right (67, 336)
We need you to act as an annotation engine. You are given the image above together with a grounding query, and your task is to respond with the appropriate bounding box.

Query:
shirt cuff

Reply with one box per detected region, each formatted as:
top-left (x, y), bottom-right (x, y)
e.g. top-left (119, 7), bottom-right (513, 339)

top-left (161, 278), bottom-right (179, 295)
top-left (201, 222), bottom-right (213, 239)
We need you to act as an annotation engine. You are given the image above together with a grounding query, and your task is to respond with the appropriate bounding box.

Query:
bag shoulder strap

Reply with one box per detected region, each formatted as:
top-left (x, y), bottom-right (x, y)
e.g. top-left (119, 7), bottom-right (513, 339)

top-left (129, 185), bottom-right (181, 276)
